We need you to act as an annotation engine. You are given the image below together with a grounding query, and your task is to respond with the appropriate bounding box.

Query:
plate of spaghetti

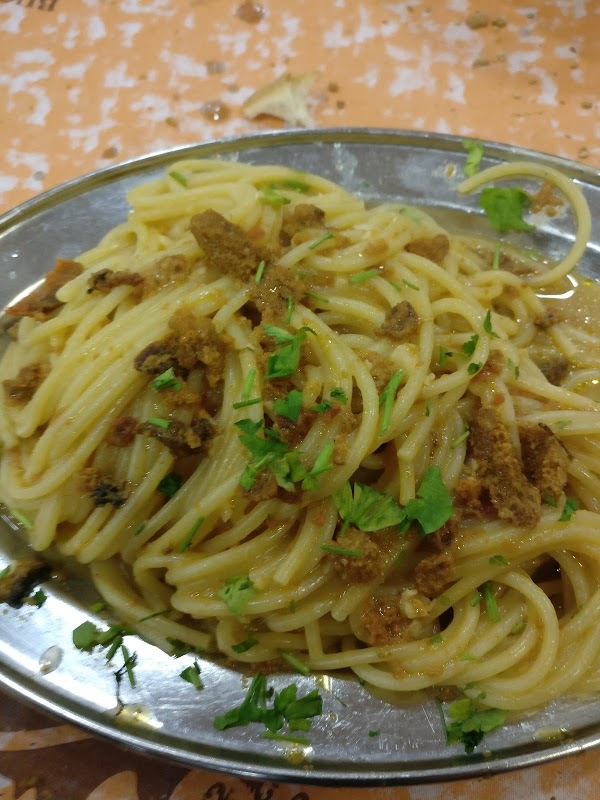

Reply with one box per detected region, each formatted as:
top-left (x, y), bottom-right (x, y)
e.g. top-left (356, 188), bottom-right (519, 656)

top-left (1, 129), bottom-right (600, 784)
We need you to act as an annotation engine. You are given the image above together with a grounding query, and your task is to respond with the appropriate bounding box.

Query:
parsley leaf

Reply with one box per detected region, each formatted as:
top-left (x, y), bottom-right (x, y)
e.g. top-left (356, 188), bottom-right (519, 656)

top-left (169, 170), bottom-right (188, 187)
top-left (180, 660), bottom-right (204, 690)
top-left (260, 187), bottom-right (291, 207)
top-left (437, 697), bottom-right (506, 754)
top-left (179, 516), bottom-right (205, 552)
top-left (263, 325), bottom-right (315, 379)
top-left (482, 581), bottom-right (501, 621)
top-left (461, 334), bottom-right (479, 357)
top-left (232, 635), bottom-right (259, 654)
top-left (462, 139), bottom-right (484, 177)
top-left (330, 387), bottom-right (348, 404)
top-left (400, 466), bottom-right (454, 536)
top-left (213, 673), bottom-right (323, 738)
top-left (334, 482), bottom-right (405, 533)
top-left (30, 589), bottom-right (47, 608)
top-left (480, 187), bottom-right (534, 233)
top-left (274, 389), bottom-right (303, 422)
top-left (379, 368), bottom-right (404, 434)
top-left (150, 368), bottom-right (182, 392)
top-left (483, 310), bottom-right (500, 338)
top-left (300, 442), bottom-right (334, 491)
top-left (467, 362), bottom-right (482, 375)
top-left (559, 497), bottom-right (579, 522)
top-left (157, 472), bottom-right (182, 498)
top-left (439, 347), bottom-right (453, 366)
top-left (236, 418), bottom-right (290, 490)
top-left (489, 555), bottom-right (508, 566)
top-left (218, 576), bottom-right (256, 615)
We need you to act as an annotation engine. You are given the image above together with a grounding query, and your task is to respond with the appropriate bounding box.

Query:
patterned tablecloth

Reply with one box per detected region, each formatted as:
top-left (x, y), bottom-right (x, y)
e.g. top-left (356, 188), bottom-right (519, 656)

top-left (0, 1), bottom-right (599, 798)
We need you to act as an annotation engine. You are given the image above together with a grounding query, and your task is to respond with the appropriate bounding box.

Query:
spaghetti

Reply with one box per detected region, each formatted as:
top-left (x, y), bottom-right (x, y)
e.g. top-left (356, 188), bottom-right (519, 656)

top-left (1, 157), bottom-right (599, 714)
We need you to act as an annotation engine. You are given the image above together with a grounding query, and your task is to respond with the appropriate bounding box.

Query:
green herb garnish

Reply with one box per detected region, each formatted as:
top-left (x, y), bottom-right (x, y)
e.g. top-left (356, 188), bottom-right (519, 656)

top-left (467, 363), bottom-right (482, 375)
top-left (274, 389), bottom-right (303, 423)
top-left (263, 325), bottom-right (315, 379)
top-left (150, 367), bottom-right (182, 392)
top-left (280, 651), bottom-right (310, 676)
top-left (233, 397), bottom-right (262, 409)
top-left (482, 582), bottom-right (500, 622)
top-left (179, 516), bottom-right (205, 552)
top-left (491, 243), bottom-right (501, 270)
top-left (320, 544), bottom-right (364, 557)
top-left (483, 310), bottom-right (500, 338)
top-left (147, 417), bottom-right (171, 428)
top-left (218, 575), bottom-right (256, 615)
top-left (330, 387), bottom-right (348, 403)
top-left (379, 368), bottom-right (404, 434)
top-left (157, 472), bottom-right (182, 498)
top-left (232, 635), bottom-right (259, 654)
top-left (439, 347), bottom-right (453, 366)
top-left (334, 482), bottom-right (404, 534)
top-left (462, 139), bottom-right (484, 177)
top-left (480, 187), bottom-right (534, 233)
top-left (169, 170), bottom-right (188, 187)
top-left (489, 555), bottom-right (508, 566)
top-left (180, 660), bottom-right (204, 690)
top-left (308, 232), bottom-right (334, 250)
top-left (255, 259), bottom-right (266, 284)
top-left (559, 497), bottom-right (579, 522)
top-left (348, 269), bottom-right (380, 285)
top-left (461, 334), bottom-right (479, 357)
top-left (400, 466), bottom-right (454, 536)
top-left (437, 696), bottom-right (506, 754)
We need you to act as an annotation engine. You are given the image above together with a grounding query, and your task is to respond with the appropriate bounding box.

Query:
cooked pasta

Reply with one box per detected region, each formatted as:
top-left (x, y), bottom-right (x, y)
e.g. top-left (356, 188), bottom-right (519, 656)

top-left (1, 157), bottom-right (600, 714)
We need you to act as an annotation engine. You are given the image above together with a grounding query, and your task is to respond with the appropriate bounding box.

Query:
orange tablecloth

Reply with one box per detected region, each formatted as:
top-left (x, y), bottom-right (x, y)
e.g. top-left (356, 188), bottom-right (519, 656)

top-left (1, 1), bottom-right (599, 798)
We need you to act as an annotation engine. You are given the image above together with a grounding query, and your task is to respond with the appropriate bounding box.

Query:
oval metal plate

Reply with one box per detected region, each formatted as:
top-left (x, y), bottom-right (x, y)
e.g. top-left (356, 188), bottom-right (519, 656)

top-left (1, 129), bottom-right (599, 785)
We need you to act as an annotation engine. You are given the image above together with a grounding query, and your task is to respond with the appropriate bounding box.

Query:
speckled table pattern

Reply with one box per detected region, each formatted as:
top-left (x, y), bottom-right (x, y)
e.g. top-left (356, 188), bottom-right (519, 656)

top-left (1, 1), bottom-right (599, 798)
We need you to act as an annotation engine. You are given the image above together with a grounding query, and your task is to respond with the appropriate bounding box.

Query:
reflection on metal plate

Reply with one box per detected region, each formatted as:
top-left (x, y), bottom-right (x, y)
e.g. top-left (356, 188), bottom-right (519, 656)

top-left (1, 129), bottom-right (599, 785)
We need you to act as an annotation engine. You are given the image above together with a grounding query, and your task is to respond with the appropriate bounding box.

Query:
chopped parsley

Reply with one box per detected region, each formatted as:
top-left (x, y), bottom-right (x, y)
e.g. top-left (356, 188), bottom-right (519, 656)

top-left (348, 269), bottom-right (380, 285)
top-left (180, 660), bottom-right (204, 691)
top-left (438, 347), bottom-right (453, 366)
top-left (402, 279), bottom-right (419, 290)
top-left (461, 334), bottom-right (479, 357)
top-left (379, 368), bottom-right (404, 434)
top-left (451, 429), bottom-right (469, 449)
top-left (544, 495), bottom-right (559, 507)
top-left (400, 466), bottom-right (454, 536)
top-left (0, 564), bottom-right (11, 580)
top-left (150, 367), bottom-right (182, 392)
top-left (213, 673), bottom-right (323, 738)
top-left (232, 635), bottom-right (259, 654)
top-left (270, 178), bottom-right (310, 192)
top-left (89, 601), bottom-right (107, 613)
top-left (480, 187), bottom-right (534, 233)
top-left (72, 621), bottom-right (136, 679)
top-left (462, 139), bottom-right (484, 177)
top-left (467, 362), bottom-right (482, 375)
top-left (280, 651), bottom-right (310, 676)
top-left (470, 591), bottom-right (482, 607)
top-left (491, 243), bottom-right (501, 270)
top-left (483, 310), bottom-right (500, 338)
top-left (255, 259), bottom-right (266, 284)
top-left (157, 472), bottom-right (182, 498)
top-left (232, 397), bottom-right (262, 409)
top-left (218, 575), bottom-right (256, 615)
top-left (330, 387), bottom-right (348, 404)
top-left (274, 389), bottom-right (303, 423)
top-left (263, 325), bottom-right (315, 379)
top-left (305, 290), bottom-right (330, 303)
top-left (30, 589), bottom-right (47, 608)
top-left (368, 729), bottom-right (381, 737)
top-left (179, 516), bottom-right (205, 552)
top-left (312, 398), bottom-right (332, 413)
top-left (507, 358), bottom-right (520, 379)
top-left (260, 186), bottom-right (291, 207)
top-left (308, 232), bottom-right (334, 250)
top-left (489, 555), bottom-right (509, 566)
top-left (138, 609), bottom-right (170, 622)
top-left (300, 442), bottom-right (334, 491)
top-left (437, 696), bottom-right (506, 754)
top-left (482, 581), bottom-right (500, 622)
top-left (320, 544), bottom-right (364, 557)
top-left (242, 369), bottom-right (256, 400)
top-left (146, 416), bottom-right (171, 428)
top-left (169, 170), bottom-right (188, 187)
top-left (334, 482), bottom-right (405, 534)
top-left (559, 497), bottom-right (579, 522)
top-left (430, 633), bottom-right (444, 644)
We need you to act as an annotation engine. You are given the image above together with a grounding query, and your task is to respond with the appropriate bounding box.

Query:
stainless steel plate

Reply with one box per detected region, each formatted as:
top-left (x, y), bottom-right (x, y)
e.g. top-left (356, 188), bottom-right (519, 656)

top-left (1, 129), bottom-right (600, 785)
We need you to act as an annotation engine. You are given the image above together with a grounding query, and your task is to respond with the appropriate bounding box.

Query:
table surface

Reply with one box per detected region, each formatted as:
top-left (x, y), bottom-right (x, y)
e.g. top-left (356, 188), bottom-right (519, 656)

top-left (0, 1), bottom-right (599, 798)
